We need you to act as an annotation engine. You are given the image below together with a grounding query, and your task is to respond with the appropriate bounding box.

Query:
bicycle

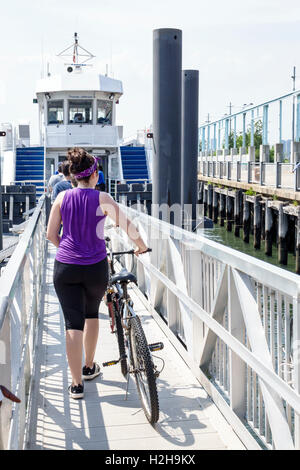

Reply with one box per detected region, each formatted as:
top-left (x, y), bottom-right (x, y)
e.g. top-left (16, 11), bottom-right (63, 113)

top-left (103, 237), bottom-right (164, 424)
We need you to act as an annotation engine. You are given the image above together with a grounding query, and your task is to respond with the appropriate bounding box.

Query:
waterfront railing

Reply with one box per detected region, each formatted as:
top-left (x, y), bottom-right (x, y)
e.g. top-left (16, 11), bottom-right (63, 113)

top-left (0, 195), bottom-right (49, 449)
top-left (199, 159), bottom-right (300, 191)
top-left (108, 206), bottom-right (300, 449)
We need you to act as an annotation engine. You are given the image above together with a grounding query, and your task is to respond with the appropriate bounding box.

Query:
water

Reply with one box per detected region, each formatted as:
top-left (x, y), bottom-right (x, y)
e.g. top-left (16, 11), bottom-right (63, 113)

top-left (199, 225), bottom-right (297, 274)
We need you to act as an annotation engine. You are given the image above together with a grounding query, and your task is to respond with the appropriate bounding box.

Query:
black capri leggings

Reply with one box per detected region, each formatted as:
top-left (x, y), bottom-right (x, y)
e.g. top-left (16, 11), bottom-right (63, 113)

top-left (53, 257), bottom-right (109, 331)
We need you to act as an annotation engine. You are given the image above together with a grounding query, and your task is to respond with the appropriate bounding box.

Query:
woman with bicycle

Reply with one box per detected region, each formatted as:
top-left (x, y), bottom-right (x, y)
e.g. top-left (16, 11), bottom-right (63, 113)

top-left (47, 147), bottom-right (149, 399)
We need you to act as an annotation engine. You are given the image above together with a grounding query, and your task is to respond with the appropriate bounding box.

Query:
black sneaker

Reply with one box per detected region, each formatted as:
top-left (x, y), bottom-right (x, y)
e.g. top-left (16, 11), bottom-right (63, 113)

top-left (68, 383), bottom-right (84, 399)
top-left (82, 362), bottom-right (101, 381)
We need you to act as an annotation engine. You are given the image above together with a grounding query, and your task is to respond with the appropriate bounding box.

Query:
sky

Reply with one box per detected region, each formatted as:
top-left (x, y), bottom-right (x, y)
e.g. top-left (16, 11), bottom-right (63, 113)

top-left (1, 0), bottom-right (300, 142)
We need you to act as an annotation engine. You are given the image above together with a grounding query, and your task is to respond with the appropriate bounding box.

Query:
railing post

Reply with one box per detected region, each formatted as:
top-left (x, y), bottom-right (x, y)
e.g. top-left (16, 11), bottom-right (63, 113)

top-left (228, 268), bottom-right (247, 420)
top-left (260, 162), bottom-right (264, 186)
top-left (275, 162), bottom-right (280, 188)
top-left (247, 162), bottom-right (251, 183)
top-left (237, 161), bottom-right (240, 182)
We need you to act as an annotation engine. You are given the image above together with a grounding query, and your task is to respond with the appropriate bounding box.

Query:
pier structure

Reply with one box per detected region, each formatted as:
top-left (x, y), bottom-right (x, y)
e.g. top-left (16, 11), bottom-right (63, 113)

top-left (197, 89), bottom-right (300, 273)
top-left (198, 181), bottom-right (300, 273)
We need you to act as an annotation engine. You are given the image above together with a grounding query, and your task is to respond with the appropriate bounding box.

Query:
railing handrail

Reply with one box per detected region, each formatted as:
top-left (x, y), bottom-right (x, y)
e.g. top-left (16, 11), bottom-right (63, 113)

top-left (0, 195), bottom-right (45, 330)
top-left (199, 88), bottom-right (300, 128)
top-left (124, 205), bottom-right (300, 296)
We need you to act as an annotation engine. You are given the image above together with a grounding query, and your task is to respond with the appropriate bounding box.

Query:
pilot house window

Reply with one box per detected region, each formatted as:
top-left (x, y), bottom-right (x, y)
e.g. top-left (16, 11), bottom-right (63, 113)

top-left (48, 100), bottom-right (64, 125)
top-left (97, 100), bottom-right (112, 125)
top-left (69, 100), bottom-right (93, 124)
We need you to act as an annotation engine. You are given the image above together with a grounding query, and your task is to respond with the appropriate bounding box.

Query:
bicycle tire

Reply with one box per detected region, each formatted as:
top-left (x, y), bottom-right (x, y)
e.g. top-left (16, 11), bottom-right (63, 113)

top-left (129, 316), bottom-right (159, 424)
top-left (114, 301), bottom-right (128, 377)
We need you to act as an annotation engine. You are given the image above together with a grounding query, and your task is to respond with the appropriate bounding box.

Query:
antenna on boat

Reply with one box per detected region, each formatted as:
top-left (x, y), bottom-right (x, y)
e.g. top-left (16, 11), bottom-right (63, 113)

top-left (57, 32), bottom-right (95, 72)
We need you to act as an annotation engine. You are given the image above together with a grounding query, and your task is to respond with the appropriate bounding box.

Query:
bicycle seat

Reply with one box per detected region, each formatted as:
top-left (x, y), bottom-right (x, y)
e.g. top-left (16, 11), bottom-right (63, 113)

top-left (111, 269), bottom-right (137, 285)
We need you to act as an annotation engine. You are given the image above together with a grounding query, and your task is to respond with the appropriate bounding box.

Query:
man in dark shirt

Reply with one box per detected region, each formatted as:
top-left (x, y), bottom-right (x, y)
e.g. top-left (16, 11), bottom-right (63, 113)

top-left (52, 161), bottom-right (72, 201)
top-left (96, 165), bottom-right (106, 191)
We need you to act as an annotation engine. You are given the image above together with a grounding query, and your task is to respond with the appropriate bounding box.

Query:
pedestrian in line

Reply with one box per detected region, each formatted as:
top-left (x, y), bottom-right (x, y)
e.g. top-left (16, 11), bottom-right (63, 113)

top-left (46, 147), bottom-right (149, 399)
top-left (95, 165), bottom-right (106, 192)
top-left (52, 161), bottom-right (73, 201)
top-left (48, 163), bottom-right (63, 201)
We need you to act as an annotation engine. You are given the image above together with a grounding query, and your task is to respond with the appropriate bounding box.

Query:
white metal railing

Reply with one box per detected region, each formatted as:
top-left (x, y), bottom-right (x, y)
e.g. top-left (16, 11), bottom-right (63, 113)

top-left (0, 195), bottom-right (48, 449)
top-left (108, 206), bottom-right (300, 450)
top-left (108, 178), bottom-right (152, 200)
top-left (199, 159), bottom-right (300, 191)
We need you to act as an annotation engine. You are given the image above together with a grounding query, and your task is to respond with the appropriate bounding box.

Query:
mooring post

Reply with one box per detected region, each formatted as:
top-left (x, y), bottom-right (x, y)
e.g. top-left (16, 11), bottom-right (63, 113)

top-left (212, 188), bottom-right (219, 223)
top-left (234, 189), bottom-right (242, 237)
top-left (220, 193), bottom-right (226, 226)
top-left (253, 196), bottom-right (261, 249)
top-left (265, 200), bottom-right (273, 256)
top-left (278, 203), bottom-right (288, 265)
top-left (226, 194), bottom-right (233, 232)
top-left (153, 28), bottom-right (182, 224)
top-left (181, 69), bottom-right (199, 229)
top-left (296, 207), bottom-right (300, 274)
top-left (203, 186), bottom-right (207, 216)
top-left (207, 184), bottom-right (213, 220)
top-left (243, 194), bottom-right (250, 243)
top-left (198, 181), bottom-right (204, 204)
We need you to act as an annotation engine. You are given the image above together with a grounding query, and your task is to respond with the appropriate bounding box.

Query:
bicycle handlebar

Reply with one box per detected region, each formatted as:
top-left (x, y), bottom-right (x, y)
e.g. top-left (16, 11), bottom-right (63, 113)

top-left (111, 248), bottom-right (152, 257)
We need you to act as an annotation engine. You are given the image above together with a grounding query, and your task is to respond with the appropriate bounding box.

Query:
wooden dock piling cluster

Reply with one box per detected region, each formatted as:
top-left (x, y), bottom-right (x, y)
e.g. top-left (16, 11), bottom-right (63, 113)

top-left (198, 181), bottom-right (300, 274)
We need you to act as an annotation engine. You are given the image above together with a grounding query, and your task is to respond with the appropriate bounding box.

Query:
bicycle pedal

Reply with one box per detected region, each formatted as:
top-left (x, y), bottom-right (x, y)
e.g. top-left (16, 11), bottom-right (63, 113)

top-left (102, 360), bottom-right (119, 367)
top-left (148, 342), bottom-right (164, 352)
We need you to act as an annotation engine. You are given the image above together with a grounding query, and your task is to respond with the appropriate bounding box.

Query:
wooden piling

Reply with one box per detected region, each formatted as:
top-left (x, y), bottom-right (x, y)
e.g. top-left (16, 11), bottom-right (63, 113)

top-left (278, 203), bottom-right (288, 265)
top-left (265, 201), bottom-right (273, 256)
top-left (234, 189), bottom-right (242, 237)
top-left (203, 186), bottom-right (207, 216)
top-left (253, 196), bottom-right (261, 250)
top-left (198, 181), bottom-right (204, 204)
top-left (208, 184), bottom-right (213, 220)
top-left (220, 193), bottom-right (226, 227)
top-left (212, 189), bottom-right (219, 224)
top-left (243, 195), bottom-right (250, 243)
top-left (296, 207), bottom-right (300, 274)
top-left (226, 194), bottom-right (233, 232)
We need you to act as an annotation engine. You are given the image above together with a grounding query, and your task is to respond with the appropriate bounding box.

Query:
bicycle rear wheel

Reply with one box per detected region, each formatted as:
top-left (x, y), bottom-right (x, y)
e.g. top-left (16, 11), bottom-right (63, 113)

top-left (129, 316), bottom-right (159, 424)
top-left (114, 301), bottom-right (128, 377)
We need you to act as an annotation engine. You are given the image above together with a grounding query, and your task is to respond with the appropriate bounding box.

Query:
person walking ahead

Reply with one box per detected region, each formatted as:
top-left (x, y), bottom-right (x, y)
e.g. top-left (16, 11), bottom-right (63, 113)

top-left (46, 147), bottom-right (148, 399)
top-left (52, 161), bottom-right (72, 201)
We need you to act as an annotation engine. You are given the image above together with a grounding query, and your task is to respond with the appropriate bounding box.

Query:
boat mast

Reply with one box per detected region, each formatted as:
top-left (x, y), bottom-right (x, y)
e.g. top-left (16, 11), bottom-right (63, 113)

top-left (57, 32), bottom-right (95, 71)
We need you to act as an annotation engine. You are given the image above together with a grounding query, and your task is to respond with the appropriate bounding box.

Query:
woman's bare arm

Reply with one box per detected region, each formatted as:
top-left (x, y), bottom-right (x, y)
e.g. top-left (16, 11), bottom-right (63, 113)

top-left (46, 192), bottom-right (64, 248)
top-left (100, 192), bottom-right (148, 254)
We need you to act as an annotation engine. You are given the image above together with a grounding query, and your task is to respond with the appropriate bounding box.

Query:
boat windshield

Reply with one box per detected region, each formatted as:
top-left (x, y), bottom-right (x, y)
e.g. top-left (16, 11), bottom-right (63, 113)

top-left (48, 100), bottom-right (64, 125)
top-left (97, 100), bottom-right (112, 125)
top-left (69, 100), bottom-right (93, 124)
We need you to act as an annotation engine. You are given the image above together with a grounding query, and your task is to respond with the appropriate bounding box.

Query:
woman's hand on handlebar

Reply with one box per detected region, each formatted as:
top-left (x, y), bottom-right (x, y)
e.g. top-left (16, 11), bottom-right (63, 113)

top-left (134, 246), bottom-right (151, 256)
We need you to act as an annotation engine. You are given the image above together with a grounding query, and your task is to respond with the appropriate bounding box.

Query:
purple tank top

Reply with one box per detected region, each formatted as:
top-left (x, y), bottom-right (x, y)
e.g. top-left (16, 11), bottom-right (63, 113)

top-left (56, 188), bottom-right (107, 265)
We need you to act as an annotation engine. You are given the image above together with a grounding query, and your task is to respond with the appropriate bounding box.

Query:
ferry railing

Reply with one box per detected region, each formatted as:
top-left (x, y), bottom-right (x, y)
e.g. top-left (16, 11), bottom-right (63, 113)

top-left (0, 194), bottom-right (49, 449)
top-left (107, 206), bottom-right (300, 449)
top-left (108, 178), bottom-right (152, 200)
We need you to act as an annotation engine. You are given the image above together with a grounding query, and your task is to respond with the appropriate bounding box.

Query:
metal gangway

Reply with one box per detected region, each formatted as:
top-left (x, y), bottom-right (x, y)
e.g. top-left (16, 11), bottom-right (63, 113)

top-left (1, 196), bottom-right (300, 450)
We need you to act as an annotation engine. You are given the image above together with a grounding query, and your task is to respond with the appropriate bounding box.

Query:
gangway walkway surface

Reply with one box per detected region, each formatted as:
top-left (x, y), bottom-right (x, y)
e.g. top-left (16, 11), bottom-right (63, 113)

top-left (26, 245), bottom-right (244, 450)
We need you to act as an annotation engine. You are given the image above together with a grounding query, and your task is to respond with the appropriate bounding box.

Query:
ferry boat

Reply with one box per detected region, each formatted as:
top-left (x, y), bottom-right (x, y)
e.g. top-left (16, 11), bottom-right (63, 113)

top-left (0, 33), bottom-right (151, 200)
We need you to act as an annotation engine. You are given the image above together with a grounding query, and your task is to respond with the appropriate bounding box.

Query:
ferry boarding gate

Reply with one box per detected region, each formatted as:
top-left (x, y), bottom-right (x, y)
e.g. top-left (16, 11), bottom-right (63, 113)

top-left (1, 194), bottom-right (300, 450)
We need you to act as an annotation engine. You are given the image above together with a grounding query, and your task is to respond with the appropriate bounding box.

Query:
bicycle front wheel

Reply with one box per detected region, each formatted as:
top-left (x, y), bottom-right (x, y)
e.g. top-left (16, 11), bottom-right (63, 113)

top-left (129, 316), bottom-right (159, 424)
